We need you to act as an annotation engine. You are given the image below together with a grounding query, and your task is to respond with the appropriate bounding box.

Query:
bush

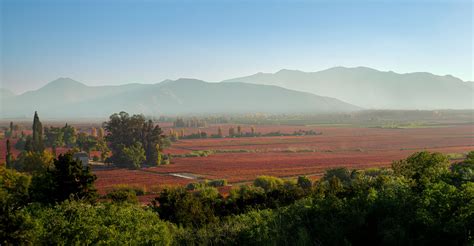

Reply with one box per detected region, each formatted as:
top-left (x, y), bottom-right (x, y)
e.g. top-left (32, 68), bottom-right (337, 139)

top-left (151, 187), bottom-right (220, 227)
top-left (208, 179), bottom-right (228, 187)
top-left (106, 190), bottom-right (138, 204)
top-left (254, 176), bottom-right (284, 192)
top-left (186, 182), bottom-right (206, 191)
top-left (14, 151), bottom-right (54, 173)
top-left (186, 179), bottom-right (227, 191)
top-left (297, 176), bottom-right (312, 190)
top-left (110, 184), bottom-right (146, 196)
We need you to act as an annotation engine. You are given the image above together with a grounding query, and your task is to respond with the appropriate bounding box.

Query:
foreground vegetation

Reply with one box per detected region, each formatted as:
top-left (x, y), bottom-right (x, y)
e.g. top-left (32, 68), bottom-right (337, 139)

top-left (1, 150), bottom-right (473, 245)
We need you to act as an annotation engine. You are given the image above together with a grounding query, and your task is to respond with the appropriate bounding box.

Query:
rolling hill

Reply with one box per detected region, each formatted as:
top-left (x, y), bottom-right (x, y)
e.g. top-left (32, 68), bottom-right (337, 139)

top-left (224, 67), bottom-right (474, 109)
top-left (0, 78), bottom-right (360, 118)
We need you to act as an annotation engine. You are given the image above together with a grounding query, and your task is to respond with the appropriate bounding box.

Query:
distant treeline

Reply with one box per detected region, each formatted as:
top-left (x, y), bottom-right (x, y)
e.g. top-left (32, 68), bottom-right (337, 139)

top-left (169, 126), bottom-right (321, 140)
top-left (150, 110), bottom-right (474, 126)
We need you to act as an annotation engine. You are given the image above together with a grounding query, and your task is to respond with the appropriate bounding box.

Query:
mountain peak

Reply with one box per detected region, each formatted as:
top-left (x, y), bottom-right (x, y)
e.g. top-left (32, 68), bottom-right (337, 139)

top-left (28, 78), bottom-right (88, 94)
top-left (170, 78), bottom-right (207, 84)
top-left (45, 77), bottom-right (86, 87)
top-left (276, 69), bottom-right (302, 74)
top-left (323, 66), bottom-right (380, 73)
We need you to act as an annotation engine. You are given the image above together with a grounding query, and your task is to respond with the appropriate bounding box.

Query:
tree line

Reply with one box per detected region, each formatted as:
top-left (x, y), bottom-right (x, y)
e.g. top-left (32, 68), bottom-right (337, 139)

top-left (169, 126), bottom-right (321, 141)
top-left (5, 111), bottom-right (171, 171)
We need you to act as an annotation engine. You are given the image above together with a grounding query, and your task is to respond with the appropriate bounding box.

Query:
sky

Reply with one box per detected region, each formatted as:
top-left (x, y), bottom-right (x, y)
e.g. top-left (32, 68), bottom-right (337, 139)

top-left (1, 0), bottom-right (472, 94)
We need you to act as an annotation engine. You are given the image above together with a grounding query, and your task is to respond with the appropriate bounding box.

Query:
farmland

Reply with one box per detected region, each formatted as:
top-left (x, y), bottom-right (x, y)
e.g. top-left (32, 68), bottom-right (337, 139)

top-left (91, 124), bottom-right (474, 194)
top-left (1, 114), bottom-right (473, 196)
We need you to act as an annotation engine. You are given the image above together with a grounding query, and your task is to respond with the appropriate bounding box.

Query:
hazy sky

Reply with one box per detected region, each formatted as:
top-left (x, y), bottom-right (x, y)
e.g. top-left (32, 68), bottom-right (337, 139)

top-left (1, 0), bottom-right (472, 94)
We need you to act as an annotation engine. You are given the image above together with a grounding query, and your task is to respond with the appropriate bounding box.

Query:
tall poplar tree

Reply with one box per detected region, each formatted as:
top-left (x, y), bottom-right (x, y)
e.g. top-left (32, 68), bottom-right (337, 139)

top-left (32, 111), bottom-right (44, 152)
top-left (6, 139), bottom-right (13, 168)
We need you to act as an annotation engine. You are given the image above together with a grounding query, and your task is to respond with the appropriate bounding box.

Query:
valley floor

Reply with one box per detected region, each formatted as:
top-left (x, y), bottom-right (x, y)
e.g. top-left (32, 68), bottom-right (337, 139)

top-left (93, 124), bottom-right (474, 201)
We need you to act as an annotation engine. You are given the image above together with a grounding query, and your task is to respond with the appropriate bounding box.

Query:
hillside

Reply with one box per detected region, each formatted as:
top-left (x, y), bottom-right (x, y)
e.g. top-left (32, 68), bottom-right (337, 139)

top-left (224, 67), bottom-right (474, 109)
top-left (0, 78), bottom-right (360, 118)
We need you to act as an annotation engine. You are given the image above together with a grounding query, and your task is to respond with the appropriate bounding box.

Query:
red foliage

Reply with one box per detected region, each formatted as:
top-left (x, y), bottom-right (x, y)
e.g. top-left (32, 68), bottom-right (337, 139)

top-left (154, 125), bottom-right (474, 183)
top-left (93, 168), bottom-right (192, 195)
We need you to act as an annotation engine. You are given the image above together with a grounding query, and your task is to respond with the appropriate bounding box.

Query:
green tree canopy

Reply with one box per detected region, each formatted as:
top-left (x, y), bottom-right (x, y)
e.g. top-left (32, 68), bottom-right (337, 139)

top-left (103, 112), bottom-right (165, 167)
top-left (122, 142), bottom-right (146, 169)
top-left (30, 153), bottom-right (97, 204)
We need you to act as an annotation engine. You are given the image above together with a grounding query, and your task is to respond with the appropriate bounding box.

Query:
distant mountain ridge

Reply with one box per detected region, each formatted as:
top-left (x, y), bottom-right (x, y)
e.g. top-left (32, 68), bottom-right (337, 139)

top-left (0, 78), bottom-right (359, 118)
top-left (224, 67), bottom-right (474, 109)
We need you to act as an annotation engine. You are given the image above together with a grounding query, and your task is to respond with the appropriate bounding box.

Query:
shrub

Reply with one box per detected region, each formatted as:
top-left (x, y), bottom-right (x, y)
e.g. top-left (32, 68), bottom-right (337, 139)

top-left (208, 179), bottom-right (228, 187)
top-left (110, 184), bottom-right (145, 196)
top-left (297, 176), bottom-right (312, 190)
top-left (106, 190), bottom-right (138, 204)
top-left (186, 182), bottom-right (206, 191)
top-left (254, 176), bottom-right (284, 192)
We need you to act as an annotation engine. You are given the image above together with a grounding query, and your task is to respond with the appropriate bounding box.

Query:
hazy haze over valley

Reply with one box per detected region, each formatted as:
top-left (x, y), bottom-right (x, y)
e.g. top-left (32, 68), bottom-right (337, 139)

top-left (0, 77), bottom-right (359, 118)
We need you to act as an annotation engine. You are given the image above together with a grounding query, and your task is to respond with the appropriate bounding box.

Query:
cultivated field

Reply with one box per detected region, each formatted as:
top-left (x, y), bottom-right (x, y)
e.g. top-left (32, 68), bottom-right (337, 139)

top-left (91, 124), bottom-right (473, 194)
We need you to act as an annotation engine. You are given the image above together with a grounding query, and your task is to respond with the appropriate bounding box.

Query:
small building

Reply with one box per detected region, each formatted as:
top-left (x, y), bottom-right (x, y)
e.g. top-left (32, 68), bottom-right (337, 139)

top-left (73, 152), bottom-right (89, 166)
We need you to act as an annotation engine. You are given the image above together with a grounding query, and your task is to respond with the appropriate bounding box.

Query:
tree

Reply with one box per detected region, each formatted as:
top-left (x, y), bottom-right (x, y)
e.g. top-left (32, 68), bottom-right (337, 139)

top-left (0, 167), bottom-right (36, 244)
top-left (4, 129), bottom-right (11, 139)
top-left (297, 176), bottom-right (312, 190)
top-left (254, 176), bottom-right (284, 192)
top-left (33, 201), bottom-right (172, 244)
top-left (90, 127), bottom-right (97, 138)
top-left (217, 127), bottom-right (223, 138)
top-left (156, 144), bottom-right (163, 166)
top-left (76, 132), bottom-right (97, 153)
top-left (237, 125), bottom-right (242, 136)
top-left (7, 121), bottom-right (14, 138)
top-left (104, 112), bottom-right (165, 166)
top-left (16, 151), bottom-right (54, 173)
top-left (30, 153), bottom-right (97, 204)
top-left (23, 136), bottom-right (32, 152)
top-left (44, 126), bottom-right (64, 148)
top-left (122, 142), bottom-right (146, 169)
top-left (142, 119), bottom-right (165, 165)
top-left (62, 124), bottom-right (77, 147)
top-left (251, 126), bottom-right (256, 136)
top-left (228, 127), bottom-right (235, 137)
top-left (95, 139), bottom-right (110, 161)
top-left (322, 167), bottom-right (352, 186)
top-left (392, 151), bottom-right (450, 189)
top-left (5, 139), bottom-right (13, 168)
top-left (14, 132), bottom-right (28, 151)
top-left (97, 127), bottom-right (105, 139)
top-left (151, 187), bottom-right (220, 227)
top-left (450, 151), bottom-right (474, 186)
top-left (31, 112), bottom-right (44, 152)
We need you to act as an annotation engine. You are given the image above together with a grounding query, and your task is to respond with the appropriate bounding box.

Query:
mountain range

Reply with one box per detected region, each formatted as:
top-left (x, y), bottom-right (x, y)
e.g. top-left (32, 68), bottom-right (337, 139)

top-left (0, 78), bottom-right (358, 118)
top-left (1, 66), bottom-right (472, 118)
top-left (225, 67), bottom-right (473, 109)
